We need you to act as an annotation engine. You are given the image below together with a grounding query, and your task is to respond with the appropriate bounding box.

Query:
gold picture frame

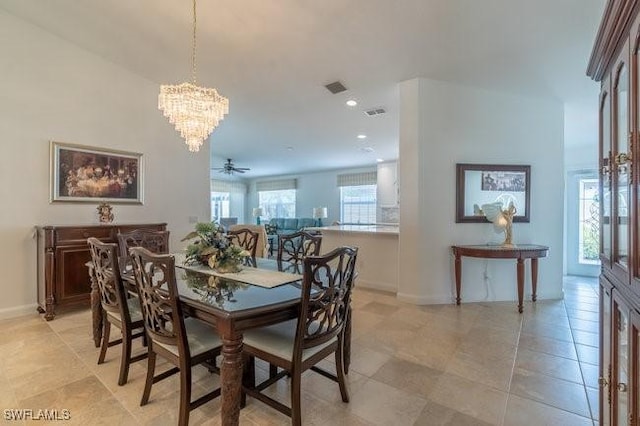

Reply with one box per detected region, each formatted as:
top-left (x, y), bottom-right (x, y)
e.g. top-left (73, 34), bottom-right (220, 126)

top-left (50, 141), bottom-right (144, 204)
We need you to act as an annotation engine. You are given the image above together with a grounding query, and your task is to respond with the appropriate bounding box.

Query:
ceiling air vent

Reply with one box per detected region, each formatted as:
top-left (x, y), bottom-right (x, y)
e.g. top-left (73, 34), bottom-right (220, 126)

top-left (324, 81), bottom-right (347, 94)
top-left (364, 107), bottom-right (386, 117)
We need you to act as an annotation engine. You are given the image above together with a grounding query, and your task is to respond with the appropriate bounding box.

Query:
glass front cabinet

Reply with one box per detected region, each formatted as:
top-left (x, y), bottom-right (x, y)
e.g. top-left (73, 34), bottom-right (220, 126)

top-left (589, 1), bottom-right (640, 424)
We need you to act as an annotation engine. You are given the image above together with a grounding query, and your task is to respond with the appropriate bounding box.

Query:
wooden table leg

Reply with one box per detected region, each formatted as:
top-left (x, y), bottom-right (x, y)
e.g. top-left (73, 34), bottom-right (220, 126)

top-left (516, 258), bottom-right (524, 313)
top-left (454, 253), bottom-right (462, 305)
top-left (220, 332), bottom-right (243, 426)
top-left (531, 258), bottom-right (538, 302)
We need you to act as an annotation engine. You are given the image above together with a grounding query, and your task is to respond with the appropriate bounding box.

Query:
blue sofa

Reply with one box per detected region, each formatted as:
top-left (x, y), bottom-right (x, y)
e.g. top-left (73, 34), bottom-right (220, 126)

top-left (266, 218), bottom-right (317, 255)
top-left (267, 218), bottom-right (317, 235)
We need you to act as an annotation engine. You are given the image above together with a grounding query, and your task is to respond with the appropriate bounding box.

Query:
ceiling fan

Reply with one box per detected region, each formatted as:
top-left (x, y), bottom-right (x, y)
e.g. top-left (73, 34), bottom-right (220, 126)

top-left (213, 158), bottom-right (250, 175)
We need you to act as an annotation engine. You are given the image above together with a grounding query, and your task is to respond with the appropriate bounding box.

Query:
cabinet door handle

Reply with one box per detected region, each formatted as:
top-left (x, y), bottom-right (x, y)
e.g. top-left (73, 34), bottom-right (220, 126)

top-left (617, 382), bottom-right (628, 392)
top-left (599, 376), bottom-right (609, 387)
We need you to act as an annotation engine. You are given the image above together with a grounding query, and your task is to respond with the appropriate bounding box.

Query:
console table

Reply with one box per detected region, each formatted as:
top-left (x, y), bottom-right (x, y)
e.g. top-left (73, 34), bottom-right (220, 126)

top-left (35, 223), bottom-right (167, 321)
top-left (451, 244), bottom-right (549, 313)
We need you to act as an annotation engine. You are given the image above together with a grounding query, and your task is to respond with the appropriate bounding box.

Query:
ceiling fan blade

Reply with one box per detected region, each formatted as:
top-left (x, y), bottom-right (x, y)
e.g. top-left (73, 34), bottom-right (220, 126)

top-left (234, 169), bottom-right (246, 173)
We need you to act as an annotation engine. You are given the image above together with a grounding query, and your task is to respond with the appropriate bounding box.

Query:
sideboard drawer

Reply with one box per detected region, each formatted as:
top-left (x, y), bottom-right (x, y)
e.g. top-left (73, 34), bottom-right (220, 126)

top-left (55, 226), bottom-right (113, 243)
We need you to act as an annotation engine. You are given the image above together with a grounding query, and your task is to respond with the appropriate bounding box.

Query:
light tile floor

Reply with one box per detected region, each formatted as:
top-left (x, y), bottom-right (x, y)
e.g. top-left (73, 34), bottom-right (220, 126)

top-left (0, 275), bottom-right (599, 425)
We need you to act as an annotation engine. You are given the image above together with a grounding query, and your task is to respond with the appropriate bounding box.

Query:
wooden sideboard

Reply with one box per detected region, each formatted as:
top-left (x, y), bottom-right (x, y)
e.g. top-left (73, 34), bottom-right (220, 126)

top-left (35, 223), bottom-right (167, 320)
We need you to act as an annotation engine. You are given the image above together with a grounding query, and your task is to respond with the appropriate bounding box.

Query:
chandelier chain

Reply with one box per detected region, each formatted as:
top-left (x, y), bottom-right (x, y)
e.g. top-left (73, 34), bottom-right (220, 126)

top-left (191, 0), bottom-right (197, 84)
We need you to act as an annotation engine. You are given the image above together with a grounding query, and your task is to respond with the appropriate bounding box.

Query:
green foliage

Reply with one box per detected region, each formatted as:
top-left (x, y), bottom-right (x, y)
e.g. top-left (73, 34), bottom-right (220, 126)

top-left (582, 225), bottom-right (599, 261)
top-left (182, 222), bottom-right (249, 271)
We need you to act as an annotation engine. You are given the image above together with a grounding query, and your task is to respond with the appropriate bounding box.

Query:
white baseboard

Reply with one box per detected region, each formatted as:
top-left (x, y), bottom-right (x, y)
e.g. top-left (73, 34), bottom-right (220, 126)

top-left (0, 304), bottom-right (39, 320)
top-left (396, 290), bottom-right (565, 306)
top-left (356, 279), bottom-right (397, 293)
top-left (396, 292), bottom-right (452, 305)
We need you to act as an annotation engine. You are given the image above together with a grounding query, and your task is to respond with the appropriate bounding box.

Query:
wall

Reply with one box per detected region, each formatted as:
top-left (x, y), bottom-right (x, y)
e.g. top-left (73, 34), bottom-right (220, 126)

top-left (0, 12), bottom-right (211, 318)
top-left (246, 166), bottom-right (378, 225)
top-left (398, 78), bottom-right (565, 304)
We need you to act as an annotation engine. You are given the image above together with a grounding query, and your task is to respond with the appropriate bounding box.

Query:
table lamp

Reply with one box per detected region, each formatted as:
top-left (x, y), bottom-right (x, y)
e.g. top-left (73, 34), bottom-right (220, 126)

top-left (312, 207), bottom-right (327, 227)
top-left (252, 207), bottom-right (263, 225)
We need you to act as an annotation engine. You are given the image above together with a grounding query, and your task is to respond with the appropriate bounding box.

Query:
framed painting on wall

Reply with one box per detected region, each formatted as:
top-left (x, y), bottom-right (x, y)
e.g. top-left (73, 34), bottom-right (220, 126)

top-left (50, 141), bottom-right (143, 204)
top-left (456, 163), bottom-right (530, 223)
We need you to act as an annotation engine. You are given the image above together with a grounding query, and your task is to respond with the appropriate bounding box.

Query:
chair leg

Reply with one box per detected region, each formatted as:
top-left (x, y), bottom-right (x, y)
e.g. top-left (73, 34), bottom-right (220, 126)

top-left (290, 367), bottom-right (302, 426)
top-left (178, 364), bottom-right (192, 426)
top-left (269, 364), bottom-right (278, 379)
top-left (335, 339), bottom-right (350, 403)
top-left (97, 320), bottom-right (111, 365)
top-left (118, 328), bottom-right (133, 386)
top-left (241, 354), bottom-right (255, 408)
top-left (140, 351), bottom-right (156, 406)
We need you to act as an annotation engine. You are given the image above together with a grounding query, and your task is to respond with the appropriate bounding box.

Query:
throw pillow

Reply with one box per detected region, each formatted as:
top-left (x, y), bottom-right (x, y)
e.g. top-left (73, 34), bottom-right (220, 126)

top-left (265, 224), bottom-right (277, 235)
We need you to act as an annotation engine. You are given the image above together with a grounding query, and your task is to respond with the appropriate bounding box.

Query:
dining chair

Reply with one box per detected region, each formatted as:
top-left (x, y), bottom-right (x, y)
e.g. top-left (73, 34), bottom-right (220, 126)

top-left (242, 246), bottom-right (358, 426)
top-left (129, 247), bottom-right (223, 426)
top-left (227, 227), bottom-right (259, 266)
top-left (277, 231), bottom-right (322, 274)
top-left (117, 229), bottom-right (170, 275)
top-left (87, 237), bottom-right (147, 386)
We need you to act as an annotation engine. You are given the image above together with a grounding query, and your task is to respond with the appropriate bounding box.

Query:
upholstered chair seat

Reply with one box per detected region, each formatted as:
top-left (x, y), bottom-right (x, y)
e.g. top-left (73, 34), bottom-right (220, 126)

top-left (243, 319), bottom-right (337, 361)
top-left (153, 318), bottom-right (222, 357)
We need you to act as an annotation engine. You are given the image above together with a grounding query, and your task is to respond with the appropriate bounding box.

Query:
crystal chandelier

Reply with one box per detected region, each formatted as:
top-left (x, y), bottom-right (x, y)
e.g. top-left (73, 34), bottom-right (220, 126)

top-left (158, 0), bottom-right (229, 152)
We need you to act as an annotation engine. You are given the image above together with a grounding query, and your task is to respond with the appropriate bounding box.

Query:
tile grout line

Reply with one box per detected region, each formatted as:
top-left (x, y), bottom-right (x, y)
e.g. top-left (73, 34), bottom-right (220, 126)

top-left (499, 312), bottom-right (524, 426)
top-left (43, 317), bottom-right (143, 425)
top-left (563, 284), bottom-right (598, 424)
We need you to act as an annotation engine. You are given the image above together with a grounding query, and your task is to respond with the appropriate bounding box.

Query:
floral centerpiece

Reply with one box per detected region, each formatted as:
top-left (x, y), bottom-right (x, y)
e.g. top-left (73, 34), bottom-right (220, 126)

top-left (181, 222), bottom-right (249, 273)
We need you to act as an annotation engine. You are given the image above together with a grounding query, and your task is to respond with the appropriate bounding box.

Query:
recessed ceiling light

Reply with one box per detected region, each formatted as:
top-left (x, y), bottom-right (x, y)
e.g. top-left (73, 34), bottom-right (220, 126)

top-left (357, 134), bottom-right (367, 139)
top-left (286, 146), bottom-right (294, 151)
top-left (346, 99), bottom-right (357, 107)
top-left (361, 146), bottom-right (375, 153)
top-left (376, 158), bottom-right (384, 163)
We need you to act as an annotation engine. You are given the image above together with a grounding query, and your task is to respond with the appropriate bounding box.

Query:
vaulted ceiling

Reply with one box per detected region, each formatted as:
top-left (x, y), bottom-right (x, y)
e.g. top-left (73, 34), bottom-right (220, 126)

top-left (0, 0), bottom-right (604, 177)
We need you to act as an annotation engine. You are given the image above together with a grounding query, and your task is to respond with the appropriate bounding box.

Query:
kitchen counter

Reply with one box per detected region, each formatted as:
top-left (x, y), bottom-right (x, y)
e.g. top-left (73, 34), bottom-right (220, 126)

top-left (313, 224), bottom-right (398, 293)
top-left (308, 224), bottom-right (399, 235)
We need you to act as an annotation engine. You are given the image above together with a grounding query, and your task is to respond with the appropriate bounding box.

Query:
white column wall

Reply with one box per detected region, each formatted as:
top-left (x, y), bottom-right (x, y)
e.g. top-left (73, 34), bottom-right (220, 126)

top-left (398, 78), bottom-right (565, 305)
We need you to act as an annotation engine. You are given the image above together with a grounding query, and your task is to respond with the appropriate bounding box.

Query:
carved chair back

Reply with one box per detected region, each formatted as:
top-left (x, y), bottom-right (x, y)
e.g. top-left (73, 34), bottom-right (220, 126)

top-left (277, 231), bottom-right (322, 273)
top-left (117, 229), bottom-right (170, 273)
top-left (227, 228), bottom-right (259, 258)
top-left (294, 246), bottom-right (357, 359)
top-left (87, 237), bottom-right (131, 322)
top-left (129, 247), bottom-right (190, 358)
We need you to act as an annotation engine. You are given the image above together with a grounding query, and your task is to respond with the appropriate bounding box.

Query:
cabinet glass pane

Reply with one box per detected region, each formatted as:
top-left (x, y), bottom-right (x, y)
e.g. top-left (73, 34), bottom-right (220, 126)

top-left (616, 306), bottom-right (629, 422)
top-left (602, 91), bottom-right (612, 260)
top-left (615, 65), bottom-right (629, 268)
top-left (601, 286), bottom-right (611, 425)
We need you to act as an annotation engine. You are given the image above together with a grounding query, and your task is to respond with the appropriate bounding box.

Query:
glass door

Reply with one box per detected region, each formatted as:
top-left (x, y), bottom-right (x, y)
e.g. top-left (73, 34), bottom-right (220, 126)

top-left (613, 291), bottom-right (630, 425)
top-left (601, 78), bottom-right (613, 271)
top-left (567, 171), bottom-right (600, 276)
top-left (612, 43), bottom-right (632, 285)
top-left (600, 281), bottom-right (612, 426)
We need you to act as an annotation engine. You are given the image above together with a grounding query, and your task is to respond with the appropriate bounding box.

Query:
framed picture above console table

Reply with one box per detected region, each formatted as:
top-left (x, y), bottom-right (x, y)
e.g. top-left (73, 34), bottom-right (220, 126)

top-left (35, 223), bottom-right (167, 320)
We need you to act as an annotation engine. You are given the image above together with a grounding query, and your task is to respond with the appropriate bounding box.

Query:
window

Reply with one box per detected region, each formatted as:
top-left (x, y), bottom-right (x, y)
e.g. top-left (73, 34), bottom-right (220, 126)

top-left (340, 185), bottom-right (377, 224)
top-left (578, 178), bottom-right (599, 265)
top-left (259, 189), bottom-right (296, 220)
top-left (211, 192), bottom-right (230, 221)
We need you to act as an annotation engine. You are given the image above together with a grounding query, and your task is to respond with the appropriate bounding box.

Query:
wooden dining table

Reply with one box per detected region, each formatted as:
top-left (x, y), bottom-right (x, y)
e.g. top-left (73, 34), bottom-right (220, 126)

top-left (88, 257), bottom-right (350, 426)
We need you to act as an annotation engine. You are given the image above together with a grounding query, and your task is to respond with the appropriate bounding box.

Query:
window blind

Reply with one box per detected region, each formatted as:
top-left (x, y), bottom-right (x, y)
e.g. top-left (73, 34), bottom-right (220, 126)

top-left (337, 171), bottom-right (377, 187)
top-left (256, 179), bottom-right (297, 192)
top-left (210, 179), bottom-right (247, 193)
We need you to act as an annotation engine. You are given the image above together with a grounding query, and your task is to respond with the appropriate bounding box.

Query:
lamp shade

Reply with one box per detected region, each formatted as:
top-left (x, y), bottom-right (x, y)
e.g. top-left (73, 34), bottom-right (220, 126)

top-left (312, 207), bottom-right (328, 219)
top-left (252, 207), bottom-right (263, 217)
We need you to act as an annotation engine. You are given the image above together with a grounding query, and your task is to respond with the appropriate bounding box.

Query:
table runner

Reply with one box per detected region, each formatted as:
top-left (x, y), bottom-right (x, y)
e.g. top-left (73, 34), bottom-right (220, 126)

top-left (176, 261), bottom-right (302, 289)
